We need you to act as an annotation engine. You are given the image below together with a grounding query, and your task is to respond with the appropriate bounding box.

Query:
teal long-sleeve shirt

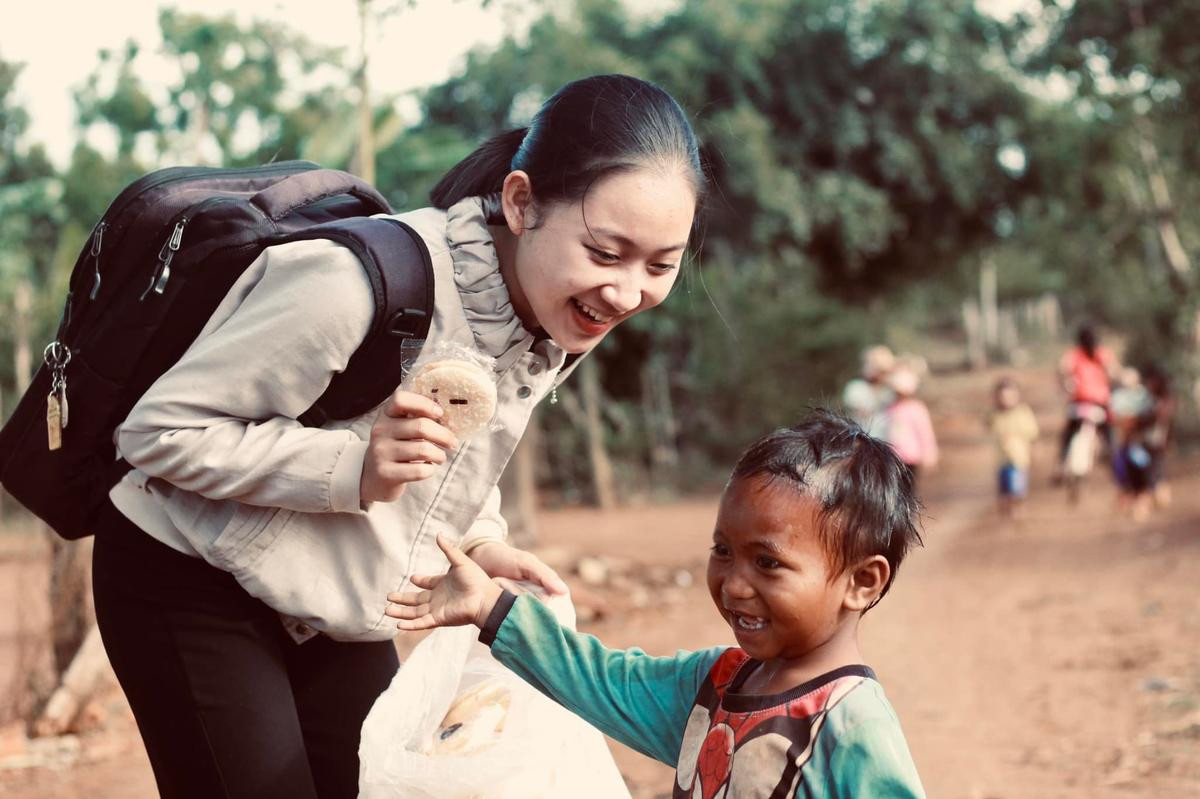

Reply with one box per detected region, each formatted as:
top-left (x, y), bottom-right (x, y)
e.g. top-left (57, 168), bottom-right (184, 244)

top-left (480, 591), bottom-right (926, 798)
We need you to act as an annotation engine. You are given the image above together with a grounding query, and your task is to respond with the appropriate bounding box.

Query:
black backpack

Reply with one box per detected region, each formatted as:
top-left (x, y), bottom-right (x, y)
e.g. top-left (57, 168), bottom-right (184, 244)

top-left (0, 161), bottom-right (434, 539)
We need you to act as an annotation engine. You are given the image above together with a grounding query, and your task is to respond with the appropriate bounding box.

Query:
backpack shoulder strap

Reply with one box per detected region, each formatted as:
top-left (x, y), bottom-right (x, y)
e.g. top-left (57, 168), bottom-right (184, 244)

top-left (285, 216), bottom-right (435, 427)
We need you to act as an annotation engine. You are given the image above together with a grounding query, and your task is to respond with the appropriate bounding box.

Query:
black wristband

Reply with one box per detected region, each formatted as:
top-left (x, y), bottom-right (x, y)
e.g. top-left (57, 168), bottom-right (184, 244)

top-left (478, 589), bottom-right (518, 647)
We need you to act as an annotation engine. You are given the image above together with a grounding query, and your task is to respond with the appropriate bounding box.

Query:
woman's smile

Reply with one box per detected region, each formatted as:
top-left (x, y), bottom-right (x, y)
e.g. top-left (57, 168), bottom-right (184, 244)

top-left (570, 297), bottom-right (616, 335)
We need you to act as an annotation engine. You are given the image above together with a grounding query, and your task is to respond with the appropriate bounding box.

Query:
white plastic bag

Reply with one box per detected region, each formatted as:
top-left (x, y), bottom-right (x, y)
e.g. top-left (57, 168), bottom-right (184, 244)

top-left (359, 592), bottom-right (631, 799)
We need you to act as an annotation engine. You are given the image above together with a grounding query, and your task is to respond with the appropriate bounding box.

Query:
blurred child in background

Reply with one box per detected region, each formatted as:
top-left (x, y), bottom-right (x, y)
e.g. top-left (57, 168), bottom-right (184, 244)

top-left (1109, 367), bottom-right (1150, 512)
top-left (1113, 365), bottom-right (1176, 520)
top-left (1141, 365), bottom-right (1176, 510)
top-left (987, 377), bottom-right (1039, 519)
top-left (885, 365), bottom-right (939, 486)
top-left (1056, 325), bottom-right (1117, 480)
top-left (843, 345), bottom-right (896, 438)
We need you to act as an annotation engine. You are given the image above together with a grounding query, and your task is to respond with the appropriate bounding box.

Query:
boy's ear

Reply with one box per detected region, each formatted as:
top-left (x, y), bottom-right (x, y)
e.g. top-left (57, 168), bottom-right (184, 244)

top-left (500, 170), bottom-right (534, 235)
top-left (843, 555), bottom-right (890, 612)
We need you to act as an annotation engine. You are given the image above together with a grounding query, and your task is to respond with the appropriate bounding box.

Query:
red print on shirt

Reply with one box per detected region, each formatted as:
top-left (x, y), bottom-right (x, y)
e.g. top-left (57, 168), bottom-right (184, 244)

top-left (674, 650), bottom-right (868, 799)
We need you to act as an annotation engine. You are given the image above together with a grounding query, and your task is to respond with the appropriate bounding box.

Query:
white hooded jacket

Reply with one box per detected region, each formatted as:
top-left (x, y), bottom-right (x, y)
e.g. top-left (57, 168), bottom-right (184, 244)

top-left (110, 197), bottom-right (578, 642)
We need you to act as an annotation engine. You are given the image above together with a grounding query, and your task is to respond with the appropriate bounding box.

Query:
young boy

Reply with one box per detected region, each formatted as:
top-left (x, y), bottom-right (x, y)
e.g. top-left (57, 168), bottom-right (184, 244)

top-left (386, 411), bottom-right (926, 797)
top-left (988, 377), bottom-right (1040, 518)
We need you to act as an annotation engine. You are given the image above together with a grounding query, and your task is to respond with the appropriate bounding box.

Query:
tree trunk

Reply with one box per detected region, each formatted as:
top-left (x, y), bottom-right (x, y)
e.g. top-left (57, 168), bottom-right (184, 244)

top-left (1133, 125), bottom-right (1191, 286)
top-left (14, 278), bottom-right (32, 393)
top-left (33, 623), bottom-right (114, 737)
top-left (355, 0), bottom-right (376, 185)
top-left (46, 536), bottom-right (95, 674)
top-left (579, 359), bottom-right (616, 510)
top-left (500, 410), bottom-right (540, 549)
top-left (962, 299), bottom-right (985, 369)
top-left (641, 356), bottom-right (678, 493)
top-left (979, 258), bottom-right (998, 354)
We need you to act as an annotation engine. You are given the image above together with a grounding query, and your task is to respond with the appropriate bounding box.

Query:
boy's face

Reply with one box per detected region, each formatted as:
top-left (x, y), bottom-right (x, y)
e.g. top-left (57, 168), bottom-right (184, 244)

top-left (997, 385), bottom-right (1019, 409)
top-left (707, 475), bottom-right (852, 662)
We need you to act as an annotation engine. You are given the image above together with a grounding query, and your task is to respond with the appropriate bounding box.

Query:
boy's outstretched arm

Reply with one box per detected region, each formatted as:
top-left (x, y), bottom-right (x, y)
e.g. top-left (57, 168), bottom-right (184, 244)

top-left (386, 536), bottom-right (723, 767)
top-left (386, 534), bottom-right (505, 631)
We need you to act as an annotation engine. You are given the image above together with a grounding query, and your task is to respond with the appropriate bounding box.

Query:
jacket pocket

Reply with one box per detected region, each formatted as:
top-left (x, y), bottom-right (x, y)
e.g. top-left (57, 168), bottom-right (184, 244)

top-left (207, 504), bottom-right (294, 572)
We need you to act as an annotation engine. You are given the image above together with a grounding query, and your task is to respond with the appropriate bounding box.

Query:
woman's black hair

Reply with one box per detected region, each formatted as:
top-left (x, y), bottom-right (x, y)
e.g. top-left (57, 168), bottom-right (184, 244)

top-left (1141, 363), bottom-right (1171, 397)
top-left (728, 410), bottom-right (924, 609)
top-left (1077, 325), bottom-right (1098, 359)
top-left (431, 74), bottom-right (705, 221)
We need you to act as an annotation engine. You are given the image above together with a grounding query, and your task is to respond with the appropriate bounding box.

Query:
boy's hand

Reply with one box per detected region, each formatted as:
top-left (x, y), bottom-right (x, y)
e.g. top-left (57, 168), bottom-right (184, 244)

top-left (385, 535), bottom-right (503, 631)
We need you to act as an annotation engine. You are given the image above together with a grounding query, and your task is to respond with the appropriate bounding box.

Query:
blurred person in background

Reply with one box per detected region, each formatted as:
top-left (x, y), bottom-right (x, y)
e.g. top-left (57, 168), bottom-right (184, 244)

top-left (1055, 325), bottom-right (1118, 482)
top-left (843, 345), bottom-right (895, 438)
top-left (987, 377), bottom-right (1040, 520)
top-left (1109, 366), bottom-right (1150, 512)
top-left (1134, 365), bottom-right (1176, 517)
top-left (1110, 364), bottom-right (1175, 521)
top-left (885, 365), bottom-right (939, 487)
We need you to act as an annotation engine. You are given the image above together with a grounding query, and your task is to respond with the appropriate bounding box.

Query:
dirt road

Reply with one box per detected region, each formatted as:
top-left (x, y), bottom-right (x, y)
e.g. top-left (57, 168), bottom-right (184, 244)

top-left (2, 364), bottom-right (1197, 798)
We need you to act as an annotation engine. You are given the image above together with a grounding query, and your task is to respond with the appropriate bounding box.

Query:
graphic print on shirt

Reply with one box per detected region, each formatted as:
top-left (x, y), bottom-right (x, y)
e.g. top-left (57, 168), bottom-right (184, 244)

top-left (674, 650), bottom-right (868, 799)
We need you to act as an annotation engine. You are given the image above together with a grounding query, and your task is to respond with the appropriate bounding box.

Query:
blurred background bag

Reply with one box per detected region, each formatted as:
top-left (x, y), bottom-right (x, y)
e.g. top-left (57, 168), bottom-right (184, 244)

top-left (358, 591), bottom-right (631, 799)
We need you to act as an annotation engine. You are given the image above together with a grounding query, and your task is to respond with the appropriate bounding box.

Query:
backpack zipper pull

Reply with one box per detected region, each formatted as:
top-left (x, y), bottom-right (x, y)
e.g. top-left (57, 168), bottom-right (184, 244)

top-left (141, 219), bottom-right (186, 300)
top-left (43, 342), bottom-right (72, 450)
top-left (88, 221), bottom-right (107, 300)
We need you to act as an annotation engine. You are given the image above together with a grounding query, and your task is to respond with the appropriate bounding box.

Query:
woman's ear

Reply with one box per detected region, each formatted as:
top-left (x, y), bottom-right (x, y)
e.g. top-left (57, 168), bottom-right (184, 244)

top-left (843, 555), bottom-right (890, 612)
top-left (500, 170), bottom-right (534, 235)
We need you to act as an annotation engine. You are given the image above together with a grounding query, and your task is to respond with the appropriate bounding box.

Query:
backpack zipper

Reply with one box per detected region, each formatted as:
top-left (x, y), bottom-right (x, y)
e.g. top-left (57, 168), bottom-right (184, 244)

top-left (40, 161), bottom-right (323, 411)
top-left (70, 161), bottom-right (319, 317)
top-left (140, 218), bottom-right (187, 300)
top-left (88, 221), bottom-right (107, 300)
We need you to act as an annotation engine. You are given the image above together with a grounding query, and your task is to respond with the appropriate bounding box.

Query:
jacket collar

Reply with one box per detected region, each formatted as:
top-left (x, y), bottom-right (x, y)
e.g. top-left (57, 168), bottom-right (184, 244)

top-left (445, 197), bottom-right (537, 362)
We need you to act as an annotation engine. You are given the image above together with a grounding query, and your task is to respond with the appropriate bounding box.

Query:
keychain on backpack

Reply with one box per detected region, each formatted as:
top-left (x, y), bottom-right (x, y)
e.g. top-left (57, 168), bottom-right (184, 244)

top-left (43, 342), bottom-right (70, 451)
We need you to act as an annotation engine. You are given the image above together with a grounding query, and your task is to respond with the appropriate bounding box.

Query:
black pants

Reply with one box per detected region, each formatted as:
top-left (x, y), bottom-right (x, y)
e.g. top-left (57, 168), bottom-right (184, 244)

top-left (92, 501), bottom-right (398, 799)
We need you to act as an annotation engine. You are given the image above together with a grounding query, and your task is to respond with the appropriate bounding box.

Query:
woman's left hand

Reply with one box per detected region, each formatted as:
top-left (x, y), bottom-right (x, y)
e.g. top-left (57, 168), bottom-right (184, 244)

top-left (466, 541), bottom-right (569, 596)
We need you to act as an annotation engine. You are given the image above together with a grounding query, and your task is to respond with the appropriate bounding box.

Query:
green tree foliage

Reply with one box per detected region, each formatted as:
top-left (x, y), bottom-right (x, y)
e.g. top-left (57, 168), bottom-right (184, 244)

top-left (1013, 0), bottom-right (1198, 380)
top-left (394, 0), bottom-right (1053, 481)
top-left (74, 11), bottom-right (352, 168)
top-left (0, 55), bottom-right (63, 390)
top-left (3, 0), bottom-right (1196, 485)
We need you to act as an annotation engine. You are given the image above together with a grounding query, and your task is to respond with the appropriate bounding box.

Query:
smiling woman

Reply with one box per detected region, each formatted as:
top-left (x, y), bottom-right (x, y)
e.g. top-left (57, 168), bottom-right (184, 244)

top-left (89, 73), bottom-right (706, 799)
top-left (432, 74), bottom-right (706, 352)
top-left (491, 167), bottom-right (697, 352)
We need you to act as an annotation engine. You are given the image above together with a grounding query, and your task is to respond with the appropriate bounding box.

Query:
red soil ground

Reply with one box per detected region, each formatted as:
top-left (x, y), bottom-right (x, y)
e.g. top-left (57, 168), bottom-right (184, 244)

top-left (2, 364), bottom-right (1197, 798)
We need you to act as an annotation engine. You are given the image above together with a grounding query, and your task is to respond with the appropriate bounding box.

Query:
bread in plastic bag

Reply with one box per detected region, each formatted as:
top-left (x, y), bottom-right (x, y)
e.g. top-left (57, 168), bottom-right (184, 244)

top-left (358, 590), bottom-right (631, 798)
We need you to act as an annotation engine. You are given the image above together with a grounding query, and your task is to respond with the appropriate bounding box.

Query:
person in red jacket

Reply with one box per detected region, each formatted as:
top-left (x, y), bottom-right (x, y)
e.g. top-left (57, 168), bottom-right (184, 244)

top-left (1056, 325), bottom-right (1118, 478)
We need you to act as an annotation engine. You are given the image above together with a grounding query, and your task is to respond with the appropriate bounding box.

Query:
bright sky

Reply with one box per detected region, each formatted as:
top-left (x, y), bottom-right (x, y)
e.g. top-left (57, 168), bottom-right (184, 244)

top-left (5, 0), bottom-right (541, 166)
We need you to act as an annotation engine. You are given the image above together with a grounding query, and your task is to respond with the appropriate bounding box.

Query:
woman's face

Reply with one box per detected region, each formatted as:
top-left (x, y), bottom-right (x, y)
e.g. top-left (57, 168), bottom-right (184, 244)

top-left (505, 167), bottom-right (696, 353)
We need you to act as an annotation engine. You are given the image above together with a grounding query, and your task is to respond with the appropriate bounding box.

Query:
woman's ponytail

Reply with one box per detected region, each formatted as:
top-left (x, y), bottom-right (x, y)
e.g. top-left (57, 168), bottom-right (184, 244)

top-left (430, 75), bottom-right (705, 215)
top-left (430, 127), bottom-right (528, 210)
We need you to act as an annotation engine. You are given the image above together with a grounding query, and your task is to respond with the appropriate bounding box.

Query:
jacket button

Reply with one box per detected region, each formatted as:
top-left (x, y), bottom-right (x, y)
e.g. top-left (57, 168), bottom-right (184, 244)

top-left (528, 362), bottom-right (542, 375)
top-left (517, 385), bottom-right (532, 399)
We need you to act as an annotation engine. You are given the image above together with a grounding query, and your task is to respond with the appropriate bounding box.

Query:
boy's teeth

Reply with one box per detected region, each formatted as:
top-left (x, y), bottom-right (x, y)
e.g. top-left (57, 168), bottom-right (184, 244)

top-left (735, 614), bottom-right (766, 631)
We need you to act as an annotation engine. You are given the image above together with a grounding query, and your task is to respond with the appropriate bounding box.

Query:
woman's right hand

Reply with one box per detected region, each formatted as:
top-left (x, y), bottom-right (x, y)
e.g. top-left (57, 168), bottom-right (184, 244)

top-left (360, 391), bottom-right (459, 503)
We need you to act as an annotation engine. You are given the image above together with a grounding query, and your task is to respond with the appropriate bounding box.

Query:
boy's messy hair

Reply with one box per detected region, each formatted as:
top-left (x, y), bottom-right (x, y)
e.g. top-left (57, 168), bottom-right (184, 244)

top-left (729, 410), bottom-right (923, 608)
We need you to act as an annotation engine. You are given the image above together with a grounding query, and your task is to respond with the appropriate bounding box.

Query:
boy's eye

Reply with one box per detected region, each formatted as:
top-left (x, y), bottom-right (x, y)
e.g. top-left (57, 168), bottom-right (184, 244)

top-left (710, 543), bottom-right (731, 558)
top-left (585, 245), bottom-right (620, 262)
top-left (650, 262), bottom-right (678, 274)
top-left (756, 556), bottom-right (781, 570)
